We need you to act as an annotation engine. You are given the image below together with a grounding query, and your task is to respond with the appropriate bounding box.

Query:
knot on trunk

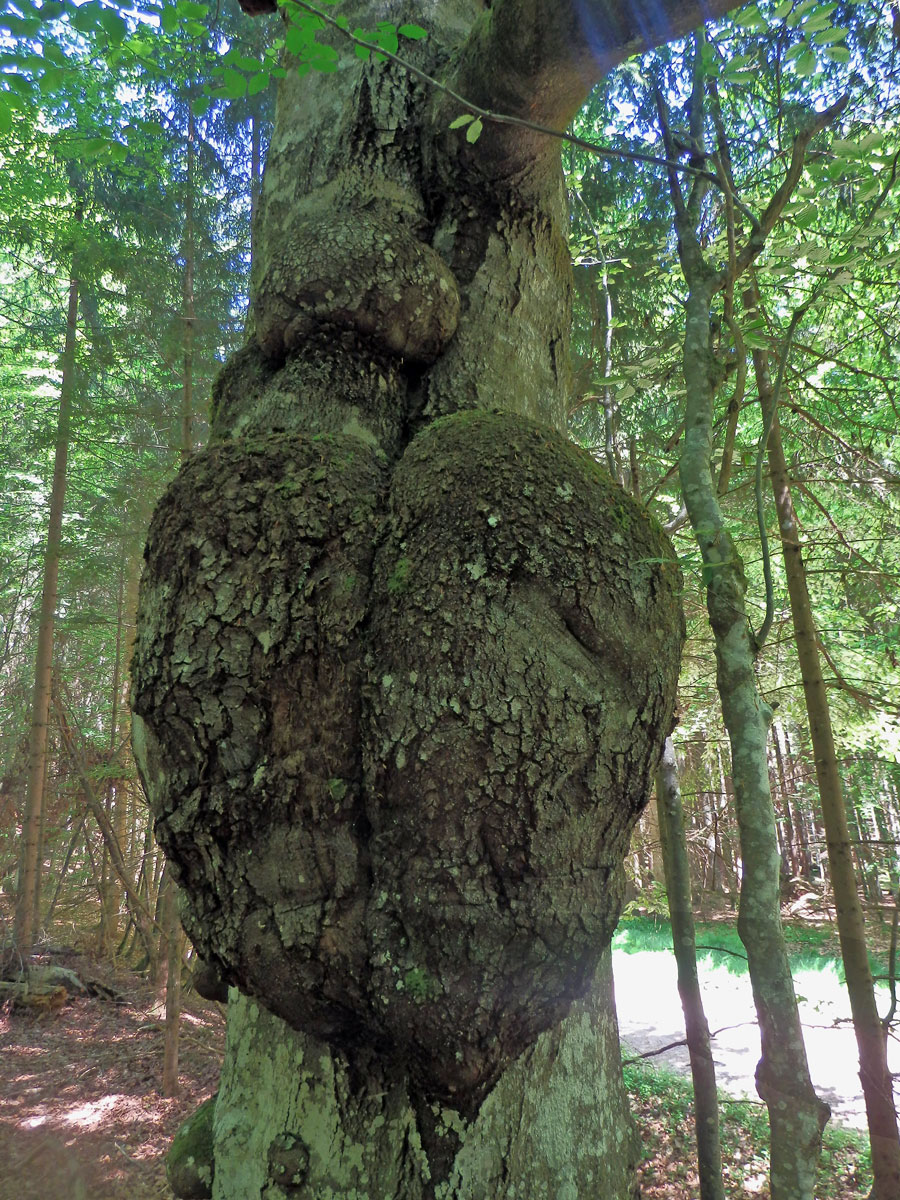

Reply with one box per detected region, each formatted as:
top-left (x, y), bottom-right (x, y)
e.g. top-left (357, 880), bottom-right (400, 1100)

top-left (253, 207), bottom-right (460, 366)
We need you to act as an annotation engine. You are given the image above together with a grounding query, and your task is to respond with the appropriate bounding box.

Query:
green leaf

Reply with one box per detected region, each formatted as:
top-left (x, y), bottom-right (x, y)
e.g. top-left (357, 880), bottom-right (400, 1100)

top-left (786, 0), bottom-right (824, 25)
top-left (72, 2), bottom-right (104, 32)
top-left (285, 23), bottom-right (311, 54)
top-left (354, 44), bottom-right (370, 59)
top-left (2, 13), bottom-right (41, 35)
top-left (824, 44), bottom-right (851, 62)
top-left (125, 36), bottom-right (153, 58)
top-left (78, 136), bottom-right (113, 159)
top-left (35, 68), bottom-right (61, 94)
top-left (248, 71), bottom-right (269, 95)
top-left (774, 0), bottom-right (793, 17)
top-left (449, 113), bottom-right (475, 129)
top-left (176, 0), bottom-right (208, 17)
top-left (99, 9), bottom-right (127, 44)
top-left (810, 25), bottom-right (847, 43)
top-left (724, 67), bottom-right (758, 84)
top-left (375, 21), bottom-right (398, 55)
top-left (191, 94), bottom-right (211, 116)
top-left (793, 48), bottom-right (818, 76)
top-left (398, 23), bottom-right (427, 39)
top-left (222, 68), bottom-right (246, 98)
top-left (734, 3), bottom-right (767, 31)
top-left (466, 117), bottom-right (483, 143)
top-left (306, 42), bottom-right (338, 72)
top-left (858, 129), bottom-right (883, 151)
top-left (831, 138), bottom-right (859, 157)
top-left (160, 5), bottom-right (179, 34)
top-left (0, 95), bottom-right (11, 136)
top-left (800, 3), bottom-right (839, 31)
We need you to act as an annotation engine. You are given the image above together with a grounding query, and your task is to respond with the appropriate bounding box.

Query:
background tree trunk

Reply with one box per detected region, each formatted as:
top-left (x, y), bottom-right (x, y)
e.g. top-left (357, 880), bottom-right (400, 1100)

top-left (15, 259), bottom-right (79, 958)
top-left (747, 309), bottom-right (900, 1198)
top-left (678, 267), bottom-right (828, 1199)
top-left (656, 737), bottom-right (725, 1200)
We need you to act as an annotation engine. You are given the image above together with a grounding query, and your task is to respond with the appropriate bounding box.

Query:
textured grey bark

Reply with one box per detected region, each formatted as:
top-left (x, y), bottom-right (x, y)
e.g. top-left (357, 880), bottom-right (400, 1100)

top-left (128, 0), bottom-right (742, 1193)
top-left (211, 951), bottom-right (637, 1200)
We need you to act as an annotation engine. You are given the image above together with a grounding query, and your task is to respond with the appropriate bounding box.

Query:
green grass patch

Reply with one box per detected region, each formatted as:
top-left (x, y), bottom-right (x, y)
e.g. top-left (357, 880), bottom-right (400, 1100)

top-left (623, 1058), bottom-right (873, 1199)
top-left (614, 914), bottom-right (890, 983)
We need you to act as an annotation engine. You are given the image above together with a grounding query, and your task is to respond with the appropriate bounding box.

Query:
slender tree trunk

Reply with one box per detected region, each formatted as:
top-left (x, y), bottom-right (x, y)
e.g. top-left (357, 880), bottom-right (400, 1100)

top-left (785, 727), bottom-right (812, 878)
top-left (54, 692), bottom-right (156, 960)
top-left (772, 723), bottom-right (798, 878)
top-left (250, 104), bottom-right (261, 270)
top-left (181, 111), bottom-right (196, 460)
top-left (98, 556), bottom-right (127, 955)
top-left (643, 788), bottom-right (663, 885)
top-left (678, 269), bottom-right (828, 1200)
top-left (14, 262), bottom-right (79, 958)
top-left (747, 309), bottom-right (900, 1199)
top-left (656, 737), bottom-right (725, 1200)
top-left (160, 113), bottom-right (196, 1089)
top-left (162, 868), bottom-right (182, 1096)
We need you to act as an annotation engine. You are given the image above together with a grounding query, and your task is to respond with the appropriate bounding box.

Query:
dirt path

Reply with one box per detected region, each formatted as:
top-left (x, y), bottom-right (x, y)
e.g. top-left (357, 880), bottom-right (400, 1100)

top-left (0, 951), bottom-right (223, 1200)
top-left (613, 947), bottom-right (900, 1130)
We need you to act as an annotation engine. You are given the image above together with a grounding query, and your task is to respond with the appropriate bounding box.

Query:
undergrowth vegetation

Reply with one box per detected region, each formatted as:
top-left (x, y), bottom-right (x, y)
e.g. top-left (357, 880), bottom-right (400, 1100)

top-left (625, 1060), bottom-right (872, 1199)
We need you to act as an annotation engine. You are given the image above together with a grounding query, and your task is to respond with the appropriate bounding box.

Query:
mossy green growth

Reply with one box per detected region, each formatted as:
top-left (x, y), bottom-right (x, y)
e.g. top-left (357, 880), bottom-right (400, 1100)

top-left (400, 966), bottom-right (437, 1001)
top-left (166, 1093), bottom-right (216, 1199)
top-left (387, 556), bottom-right (412, 595)
top-left (327, 777), bottom-right (348, 802)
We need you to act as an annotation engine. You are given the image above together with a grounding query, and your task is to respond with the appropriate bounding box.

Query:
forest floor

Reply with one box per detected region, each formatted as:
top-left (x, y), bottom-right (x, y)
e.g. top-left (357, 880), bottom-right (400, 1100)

top-left (0, 931), bottom-right (883, 1200)
top-left (0, 947), bottom-right (223, 1200)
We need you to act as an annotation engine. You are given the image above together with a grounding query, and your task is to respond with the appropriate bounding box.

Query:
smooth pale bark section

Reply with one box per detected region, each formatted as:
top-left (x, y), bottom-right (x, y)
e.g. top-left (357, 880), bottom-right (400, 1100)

top-left (15, 267), bottom-right (79, 957)
top-left (212, 951), bottom-right (635, 1200)
top-left (747, 317), bottom-right (900, 1200)
top-left (678, 269), bottom-right (828, 1200)
top-left (656, 737), bottom-right (724, 1200)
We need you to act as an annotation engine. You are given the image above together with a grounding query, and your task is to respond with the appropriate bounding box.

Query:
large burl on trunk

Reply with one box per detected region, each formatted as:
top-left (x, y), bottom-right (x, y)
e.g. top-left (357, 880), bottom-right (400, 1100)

top-left (129, 2), bottom-right (726, 1196)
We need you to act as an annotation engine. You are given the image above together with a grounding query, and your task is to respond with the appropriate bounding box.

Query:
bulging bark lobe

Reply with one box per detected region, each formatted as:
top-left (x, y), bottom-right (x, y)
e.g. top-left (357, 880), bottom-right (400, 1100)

top-left (133, 410), bottom-right (683, 1110)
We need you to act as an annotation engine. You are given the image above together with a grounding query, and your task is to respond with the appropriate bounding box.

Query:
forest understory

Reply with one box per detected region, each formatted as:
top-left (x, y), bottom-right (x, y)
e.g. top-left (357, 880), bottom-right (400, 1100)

top-left (0, 917), bottom-right (878, 1200)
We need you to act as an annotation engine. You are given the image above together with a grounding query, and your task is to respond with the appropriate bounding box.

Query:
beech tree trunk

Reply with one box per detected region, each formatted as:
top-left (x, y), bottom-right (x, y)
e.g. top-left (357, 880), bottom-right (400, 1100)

top-left (132, 3), bottom-right (735, 1196)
